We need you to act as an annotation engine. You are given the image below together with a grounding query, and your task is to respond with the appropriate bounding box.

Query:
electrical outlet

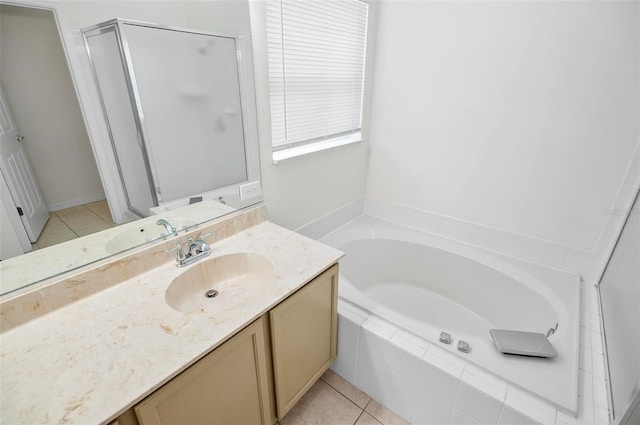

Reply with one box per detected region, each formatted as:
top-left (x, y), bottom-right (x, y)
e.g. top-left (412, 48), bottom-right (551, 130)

top-left (239, 181), bottom-right (262, 201)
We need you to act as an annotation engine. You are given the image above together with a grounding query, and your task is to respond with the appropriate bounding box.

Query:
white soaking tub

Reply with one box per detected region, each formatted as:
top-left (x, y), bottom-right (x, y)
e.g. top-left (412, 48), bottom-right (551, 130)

top-left (321, 216), bottom-right (581, 415)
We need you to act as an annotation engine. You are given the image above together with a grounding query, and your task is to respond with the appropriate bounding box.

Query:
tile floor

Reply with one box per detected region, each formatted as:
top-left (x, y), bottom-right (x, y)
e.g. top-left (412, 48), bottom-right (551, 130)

top-left (282, 369), bottom-right (408, 425)
top-left (32, 200), bottom-right (115, 250)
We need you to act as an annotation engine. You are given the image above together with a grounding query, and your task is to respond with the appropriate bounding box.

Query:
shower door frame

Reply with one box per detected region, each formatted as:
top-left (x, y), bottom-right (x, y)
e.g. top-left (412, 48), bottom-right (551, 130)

top-left (82, 20), bottom-right (158, 217)
top-left (597, 185), bottom-right (640, 425)
top-left (82, 19), bottom-right (253, 217)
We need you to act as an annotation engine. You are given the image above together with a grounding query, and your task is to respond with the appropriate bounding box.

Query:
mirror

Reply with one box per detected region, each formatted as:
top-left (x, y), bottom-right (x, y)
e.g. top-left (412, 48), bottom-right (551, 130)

top-left (82, 19), bottom-right (262, 216)
top-left (0, 1), bottom-right (262, 297)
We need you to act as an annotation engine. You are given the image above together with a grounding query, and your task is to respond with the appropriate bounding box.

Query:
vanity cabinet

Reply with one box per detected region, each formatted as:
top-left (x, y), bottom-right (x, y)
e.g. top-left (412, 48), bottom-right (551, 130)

top-left (270, 264), bottom-right (338, 419)
top-left (134, 317), bottom-right (272, 425)
top-left (110, 263), bottom-right (338, 425)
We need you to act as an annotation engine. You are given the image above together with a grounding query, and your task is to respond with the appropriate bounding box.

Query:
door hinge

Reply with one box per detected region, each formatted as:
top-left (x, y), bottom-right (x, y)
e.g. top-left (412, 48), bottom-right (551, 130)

top-left (17, 207), bottom-right (24, 216)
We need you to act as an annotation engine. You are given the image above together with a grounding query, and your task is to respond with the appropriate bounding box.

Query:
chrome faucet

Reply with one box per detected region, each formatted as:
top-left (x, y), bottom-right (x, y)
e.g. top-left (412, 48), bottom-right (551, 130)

top-left (156, 219), bottom-right (177, 237)
top-left (165, 233), bottom-right (213, 267)
top-left (186, 235), bottom-right (211, 257)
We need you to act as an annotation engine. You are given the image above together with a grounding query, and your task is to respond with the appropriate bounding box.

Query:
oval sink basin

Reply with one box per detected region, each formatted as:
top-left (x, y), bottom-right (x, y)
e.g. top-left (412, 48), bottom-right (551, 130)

top-left (165, 253), bottom-right (275, 313)
top-left (105, 219), bottom-right (196, 254)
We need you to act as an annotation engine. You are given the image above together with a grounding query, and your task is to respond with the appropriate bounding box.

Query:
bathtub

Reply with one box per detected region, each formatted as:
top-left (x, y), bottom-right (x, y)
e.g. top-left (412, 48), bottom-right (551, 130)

top-left (321, 215), bottom-right (581, 418)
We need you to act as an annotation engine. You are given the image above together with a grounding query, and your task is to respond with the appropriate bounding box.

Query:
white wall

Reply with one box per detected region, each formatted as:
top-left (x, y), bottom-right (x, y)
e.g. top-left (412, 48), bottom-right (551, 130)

top-left (0, 5), bottom-right (104, 211)
top-left (59, 1), bottom-right (250, 34)
top-left (366, 0), bottom-right (639, 250)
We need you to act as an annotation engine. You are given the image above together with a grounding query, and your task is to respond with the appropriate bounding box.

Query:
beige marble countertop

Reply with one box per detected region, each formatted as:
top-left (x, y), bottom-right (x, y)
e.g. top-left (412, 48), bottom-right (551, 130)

top-left (0, 220), bottom-right (343, 424)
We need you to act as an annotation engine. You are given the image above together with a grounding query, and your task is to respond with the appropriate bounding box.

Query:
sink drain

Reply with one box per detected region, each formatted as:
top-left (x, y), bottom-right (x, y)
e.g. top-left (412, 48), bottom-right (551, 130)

top-left (205, 289), bottom-right (218, 298)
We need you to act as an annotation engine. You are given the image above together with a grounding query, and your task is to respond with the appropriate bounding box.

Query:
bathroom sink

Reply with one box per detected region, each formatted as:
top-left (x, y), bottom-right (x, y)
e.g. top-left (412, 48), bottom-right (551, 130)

top-left (165, 253), bottom-right (275, 313)
top-left (105, 219), bottom-right (196, 254)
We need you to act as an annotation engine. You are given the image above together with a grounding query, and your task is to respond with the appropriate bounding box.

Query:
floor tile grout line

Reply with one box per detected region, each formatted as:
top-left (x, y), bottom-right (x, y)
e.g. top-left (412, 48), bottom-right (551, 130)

top-left (320, 375), bottom-right (371, 411)
top-left (84, 204), bottom-right (113, 227)
top-left (53, 211), bottom-right (82, 238)
top-left (55, 205), bottom-right (110, 235)
top-left (85, 201), bottom-right (114, 225)
top-left (319, 376), bottom-right (368, 413)
top-left (352, 408), bottom-right (366, 425)
top-left (354, 409), bottom-right (383, 425)
top-left (47, 210), bottom-right (83, 241)
top-left (34, 201), bottom-right (114, 247)
top-left (39, 211), bottom-right (80, 242)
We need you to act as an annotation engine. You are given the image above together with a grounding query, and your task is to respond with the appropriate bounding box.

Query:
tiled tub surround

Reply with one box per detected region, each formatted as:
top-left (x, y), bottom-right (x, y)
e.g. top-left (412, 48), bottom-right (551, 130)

top-left (334, 298), bottom-right (608, 425)
top-left (321, 216), bottom-right (611, 425)
top-left (322, 216), bottom-right (580, 413)
top-left (0, 205), bottom-right (343, 424)
top-left (355, 203), bottom-right (620, 424)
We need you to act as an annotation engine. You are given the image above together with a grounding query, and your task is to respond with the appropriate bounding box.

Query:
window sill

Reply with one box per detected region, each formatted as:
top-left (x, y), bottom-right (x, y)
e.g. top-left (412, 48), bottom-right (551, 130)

top-left (272, 133), bottom-right (363, 164)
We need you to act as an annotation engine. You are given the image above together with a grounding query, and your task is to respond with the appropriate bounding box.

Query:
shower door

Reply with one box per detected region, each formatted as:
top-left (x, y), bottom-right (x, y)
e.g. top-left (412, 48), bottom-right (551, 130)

top-left (83, 20), bottom-right (249, 216)
top-left (598, 189), bottom-right (640, 424)
top-left (121, 23), bottom-right (247, 204)
top-left (83, 24), bottom-right (157, 217)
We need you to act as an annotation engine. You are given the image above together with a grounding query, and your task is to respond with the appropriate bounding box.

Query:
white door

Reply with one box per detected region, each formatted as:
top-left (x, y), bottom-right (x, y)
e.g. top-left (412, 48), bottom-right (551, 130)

top-left (0, 86), bottom-right (49, 242)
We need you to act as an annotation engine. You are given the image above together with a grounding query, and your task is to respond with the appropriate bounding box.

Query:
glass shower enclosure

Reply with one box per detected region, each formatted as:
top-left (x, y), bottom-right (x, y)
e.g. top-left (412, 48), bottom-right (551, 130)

top-left (82, 20), bottom-right (252, 217)
top-left (598, 188), bottom-right (640, 424)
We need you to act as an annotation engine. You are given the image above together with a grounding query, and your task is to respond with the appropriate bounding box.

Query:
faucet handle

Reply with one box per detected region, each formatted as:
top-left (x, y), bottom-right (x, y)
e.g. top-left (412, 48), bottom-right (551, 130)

top-left (164, 243), bottom-right (186, 261)
top-left (186, 237), bottom-right (198, 256)
top-left (194, 232), bottom-right (213, 253)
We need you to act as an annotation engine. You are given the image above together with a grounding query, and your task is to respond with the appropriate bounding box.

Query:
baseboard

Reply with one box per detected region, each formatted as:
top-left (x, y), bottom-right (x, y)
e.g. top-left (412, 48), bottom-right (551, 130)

top-left (47, 193), bottom-right (106, 212)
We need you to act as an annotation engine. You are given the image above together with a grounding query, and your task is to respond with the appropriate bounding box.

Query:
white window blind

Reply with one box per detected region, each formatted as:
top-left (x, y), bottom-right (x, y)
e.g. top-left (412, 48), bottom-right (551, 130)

top-left (265, 0), bottom-right (369, 151)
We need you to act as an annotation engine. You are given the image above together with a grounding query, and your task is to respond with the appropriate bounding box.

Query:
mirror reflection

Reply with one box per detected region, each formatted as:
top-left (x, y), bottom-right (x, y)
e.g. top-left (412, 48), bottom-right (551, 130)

top-left (1, 4), bottom-right (106, 251)
top-left (0, 3), bottom-right (262, 296)
top-left (83, 19), bottom-right (261, 217)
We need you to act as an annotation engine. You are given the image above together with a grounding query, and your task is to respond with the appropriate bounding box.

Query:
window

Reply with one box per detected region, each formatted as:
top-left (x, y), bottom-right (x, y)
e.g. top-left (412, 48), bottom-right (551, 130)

top-left (265, 0), bottom-right (369, 159)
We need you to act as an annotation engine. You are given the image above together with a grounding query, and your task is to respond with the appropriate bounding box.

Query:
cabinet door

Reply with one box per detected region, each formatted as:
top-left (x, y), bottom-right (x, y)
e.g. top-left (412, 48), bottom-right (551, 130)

top-left (270, 264), bottom-right (338, 418)
top-left (135, 317), bottom-right (272, 425)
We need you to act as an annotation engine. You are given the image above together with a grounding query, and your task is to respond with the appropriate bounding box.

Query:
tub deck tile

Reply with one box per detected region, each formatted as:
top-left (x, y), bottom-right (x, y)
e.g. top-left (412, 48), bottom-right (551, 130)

top-left (453, 382), bottom-right (503, 425)
top-left (505, 385), bottom-right (558, 425)
top-left (390, 330), bottom-right (431, 358)
top-left (423, 345), bottom-right (467, 379)
top-left (461, 364), bottom-right (508, 403)
top-left (362, 316), bottom-right (398, 340)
